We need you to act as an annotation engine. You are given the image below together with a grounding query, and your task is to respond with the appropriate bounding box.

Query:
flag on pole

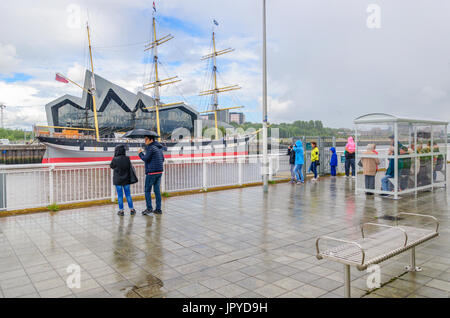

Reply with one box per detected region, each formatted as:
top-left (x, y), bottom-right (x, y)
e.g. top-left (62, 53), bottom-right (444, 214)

top-left (55, 73), bottom-right (69, 84)
top-left (213, 19), bottom-right (219, 26)
top-left (153, 1), bottom-right (156, 12)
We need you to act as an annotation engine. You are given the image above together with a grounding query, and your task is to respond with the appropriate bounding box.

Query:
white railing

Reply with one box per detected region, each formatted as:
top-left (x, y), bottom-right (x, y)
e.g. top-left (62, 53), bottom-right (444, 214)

top-left (0, 155), bottom-right (290, 211)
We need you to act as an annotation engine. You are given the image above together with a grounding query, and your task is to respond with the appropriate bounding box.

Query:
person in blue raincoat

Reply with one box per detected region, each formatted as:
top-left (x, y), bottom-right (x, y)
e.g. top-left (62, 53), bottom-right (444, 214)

top-left (329, 147), bottom-right (338, 176)
top-left (293, 140), bottom-right (305, 184)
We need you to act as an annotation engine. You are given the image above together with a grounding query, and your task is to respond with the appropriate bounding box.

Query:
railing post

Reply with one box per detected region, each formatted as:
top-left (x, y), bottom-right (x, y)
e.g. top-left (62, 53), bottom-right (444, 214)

top-left (110, 169), bottom-right (115, 203)
top-left (202, 159), bottom-right (208, 191)
top-left (238, 157), bottom-right (243, 186)
top-left (161, 170), bottom-right (166, 193)
top-left (49, 165), bottom-right (55, 204)
top-left (344, 264), bottom-right (351, 298)
top-left (268, 156), bottom-right (273, 181)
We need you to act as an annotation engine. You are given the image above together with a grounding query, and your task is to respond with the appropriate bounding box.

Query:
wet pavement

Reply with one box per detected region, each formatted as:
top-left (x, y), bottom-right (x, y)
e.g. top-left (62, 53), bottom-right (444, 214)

top-left (0, 174), bottom-right (449, 298)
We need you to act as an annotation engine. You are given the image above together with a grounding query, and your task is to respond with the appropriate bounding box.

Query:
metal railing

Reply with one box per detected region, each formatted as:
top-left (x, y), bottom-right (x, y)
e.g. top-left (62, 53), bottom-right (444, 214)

top-left (0, 155), bottom-right (290, 211)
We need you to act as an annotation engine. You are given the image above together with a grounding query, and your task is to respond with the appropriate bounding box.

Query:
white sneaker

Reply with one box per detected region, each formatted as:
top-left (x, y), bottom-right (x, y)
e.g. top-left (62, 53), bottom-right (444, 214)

top-left (352, 176), bottom-right (356, 179)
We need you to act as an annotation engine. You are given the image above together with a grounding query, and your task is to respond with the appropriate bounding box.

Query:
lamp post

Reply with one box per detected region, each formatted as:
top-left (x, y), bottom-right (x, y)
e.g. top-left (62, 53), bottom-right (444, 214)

top-left (262, 0), bottom-right (269, 192)
top-left (0, 104), bottom-right (6, 129)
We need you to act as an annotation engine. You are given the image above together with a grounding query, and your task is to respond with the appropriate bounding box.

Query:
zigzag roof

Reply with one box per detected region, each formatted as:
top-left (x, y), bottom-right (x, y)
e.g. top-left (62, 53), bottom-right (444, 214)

top-left (45, 70), bottom-right (199, 115)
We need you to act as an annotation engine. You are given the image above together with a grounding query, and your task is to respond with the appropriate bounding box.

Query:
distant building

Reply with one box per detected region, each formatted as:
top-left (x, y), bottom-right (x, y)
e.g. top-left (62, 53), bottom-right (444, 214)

top-left (229, 112), bottom-right (245, 125)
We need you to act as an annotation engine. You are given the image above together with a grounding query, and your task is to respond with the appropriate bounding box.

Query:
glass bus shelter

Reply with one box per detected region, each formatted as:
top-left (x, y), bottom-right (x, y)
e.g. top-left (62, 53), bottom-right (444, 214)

top-left (354, 113), bottom-right (448, 199)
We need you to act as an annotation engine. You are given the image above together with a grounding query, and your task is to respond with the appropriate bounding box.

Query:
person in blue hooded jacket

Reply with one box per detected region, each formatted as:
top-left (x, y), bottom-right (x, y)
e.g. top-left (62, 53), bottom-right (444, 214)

top-left (293, 140), bottom-right (305, 184)
top-left (329, 147), bottom-right (338, 176)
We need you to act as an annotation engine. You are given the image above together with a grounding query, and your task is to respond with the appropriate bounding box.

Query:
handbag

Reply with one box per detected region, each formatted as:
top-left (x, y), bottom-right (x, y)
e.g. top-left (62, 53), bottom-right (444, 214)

top-left (358, 160), bottom-right (363, 167)
top-left (129, 162), bottom-right (138, 185)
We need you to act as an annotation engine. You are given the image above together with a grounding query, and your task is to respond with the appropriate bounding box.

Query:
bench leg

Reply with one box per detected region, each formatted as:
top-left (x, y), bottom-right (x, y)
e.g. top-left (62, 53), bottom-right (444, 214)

top-left (344, 264), bottom-right (351, 298)
top-left (405, 247), bottom-right (422, 272)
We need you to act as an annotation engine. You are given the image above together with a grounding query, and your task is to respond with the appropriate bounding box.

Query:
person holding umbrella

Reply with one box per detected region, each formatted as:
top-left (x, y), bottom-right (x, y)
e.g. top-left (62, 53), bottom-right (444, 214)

top-left (138, 132), bottom-right (166, 215)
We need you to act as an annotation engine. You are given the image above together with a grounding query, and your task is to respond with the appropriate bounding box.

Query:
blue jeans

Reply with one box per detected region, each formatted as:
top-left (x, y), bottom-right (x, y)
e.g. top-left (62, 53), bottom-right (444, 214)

top-left (345, 158), bottom-right (355, 176)
top-left (381, 176), bottom-right (393, 191)
top-left (309, 161), bottom-right (318, 178)
top-left (294, 164), bottom-right (304, 182)
top-left (116, 185), bottom-right (134, 210)
top-left (290, 164), bottom-right (296, 180)
top-left (145, 173), bottom-right (162, 211)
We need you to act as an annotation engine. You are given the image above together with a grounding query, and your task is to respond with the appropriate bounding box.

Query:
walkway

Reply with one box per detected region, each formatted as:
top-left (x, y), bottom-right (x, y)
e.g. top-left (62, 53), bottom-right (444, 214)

top-left (0, 176), bottom-right (449, 298)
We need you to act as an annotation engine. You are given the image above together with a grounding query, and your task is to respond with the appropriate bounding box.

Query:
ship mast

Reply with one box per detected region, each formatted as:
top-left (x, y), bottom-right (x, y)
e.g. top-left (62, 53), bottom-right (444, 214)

top-left (86, 23), bottom-right (100, 142)
top-left (199, 27), bottom-right (244, 139)
top-left (143, 11), bottom-right (182, 141)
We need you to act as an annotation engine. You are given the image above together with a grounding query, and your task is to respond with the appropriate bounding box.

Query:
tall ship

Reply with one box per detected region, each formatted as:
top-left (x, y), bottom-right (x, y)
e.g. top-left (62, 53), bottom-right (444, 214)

top-left (35, 11), bottom-right (259, 163)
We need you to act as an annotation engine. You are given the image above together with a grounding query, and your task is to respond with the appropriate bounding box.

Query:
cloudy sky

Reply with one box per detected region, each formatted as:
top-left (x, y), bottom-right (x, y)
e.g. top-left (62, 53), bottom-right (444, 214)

top-left (0, 0), bottom-right (450, 131)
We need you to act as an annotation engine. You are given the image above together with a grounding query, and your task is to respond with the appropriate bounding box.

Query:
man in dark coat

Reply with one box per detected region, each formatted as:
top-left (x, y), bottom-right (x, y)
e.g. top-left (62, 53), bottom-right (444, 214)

top-left (139, 135), bottom-right (165, 215)
top-left (287, 144), bottom-right (296, 182)
top-left (110, 145), bottom-right (136, 216)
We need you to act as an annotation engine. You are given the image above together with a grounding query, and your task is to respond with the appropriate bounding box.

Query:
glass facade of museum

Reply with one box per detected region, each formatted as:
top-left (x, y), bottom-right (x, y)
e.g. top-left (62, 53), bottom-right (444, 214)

top-left (51, 96), bottom-right (197, 139)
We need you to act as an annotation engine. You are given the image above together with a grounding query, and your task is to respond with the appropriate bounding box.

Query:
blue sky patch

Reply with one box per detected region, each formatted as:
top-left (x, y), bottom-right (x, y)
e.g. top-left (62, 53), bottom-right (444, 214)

top-left (0, 73), bottom-right (33, 83)
top-left (157, 15), bottom-right (205, 37)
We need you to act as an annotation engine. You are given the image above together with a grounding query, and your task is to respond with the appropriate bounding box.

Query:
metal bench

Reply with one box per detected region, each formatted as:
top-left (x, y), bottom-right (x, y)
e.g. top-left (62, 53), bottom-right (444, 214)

top-left (316, 213), bottom-right (439, 298)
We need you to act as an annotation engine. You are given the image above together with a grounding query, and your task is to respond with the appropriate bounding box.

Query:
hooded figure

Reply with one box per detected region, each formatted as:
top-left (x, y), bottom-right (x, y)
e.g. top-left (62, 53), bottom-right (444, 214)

top-left (292, 140), bottom-right (305, 183)
top-left (330, 147), bottom-right (338, 166)
top-left (110, 145), bottom-right (136, 215)
top-left (110, 145), bottom-right (132, 186)
top-left (345, 137), bottom-right (356, 177)
top-left (345, 137), bottom-right (356, 153)
top-left (293, 140), bottom-right (304, 165)
top-left (329, 147), bottom-right (338, 176)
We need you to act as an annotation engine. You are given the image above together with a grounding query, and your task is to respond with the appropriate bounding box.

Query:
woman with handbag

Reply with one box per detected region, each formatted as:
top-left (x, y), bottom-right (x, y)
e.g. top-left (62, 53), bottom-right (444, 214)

top-left (110, 145), bottom-right (138, 216)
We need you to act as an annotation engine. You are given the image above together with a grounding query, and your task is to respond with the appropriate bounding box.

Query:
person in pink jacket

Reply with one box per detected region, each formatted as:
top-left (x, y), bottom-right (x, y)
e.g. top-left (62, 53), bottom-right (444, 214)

top-left (344, 136), bottom-right (356, 178)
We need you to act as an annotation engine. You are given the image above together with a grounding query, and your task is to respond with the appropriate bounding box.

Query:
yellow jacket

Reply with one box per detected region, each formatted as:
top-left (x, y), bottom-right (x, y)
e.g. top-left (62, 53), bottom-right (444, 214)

top-left (311, 147), bottom-right (319, 162)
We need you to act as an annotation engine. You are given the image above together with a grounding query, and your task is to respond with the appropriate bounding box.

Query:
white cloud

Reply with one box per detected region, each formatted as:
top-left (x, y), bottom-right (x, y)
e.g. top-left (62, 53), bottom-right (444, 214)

top-left (3, 107), bottom-right (47, 130)
top-left (1, 0), bottom-right (450, 131)
top-left (0, 43), bottom-right (20, 73)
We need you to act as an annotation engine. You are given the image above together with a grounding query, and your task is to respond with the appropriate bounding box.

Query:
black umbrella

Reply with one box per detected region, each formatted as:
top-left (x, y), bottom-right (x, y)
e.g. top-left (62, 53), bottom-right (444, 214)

top-left (123, 129), bottom-right (159, 139)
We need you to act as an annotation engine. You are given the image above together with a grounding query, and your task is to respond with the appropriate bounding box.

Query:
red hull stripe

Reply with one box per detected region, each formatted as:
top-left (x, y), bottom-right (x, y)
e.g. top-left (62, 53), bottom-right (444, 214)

top-left (42, 152), bottom-right (249, 163)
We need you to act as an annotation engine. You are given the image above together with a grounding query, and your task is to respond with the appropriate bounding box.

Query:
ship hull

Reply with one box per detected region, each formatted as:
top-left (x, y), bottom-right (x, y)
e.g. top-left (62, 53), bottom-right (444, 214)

top-left (38, 136), bottom-right (254, 163)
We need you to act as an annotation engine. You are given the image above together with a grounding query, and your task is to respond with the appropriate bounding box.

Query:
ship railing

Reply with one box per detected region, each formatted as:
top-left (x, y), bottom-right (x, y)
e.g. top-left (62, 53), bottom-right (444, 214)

top-left (0, 154), bottom-right (291, 211)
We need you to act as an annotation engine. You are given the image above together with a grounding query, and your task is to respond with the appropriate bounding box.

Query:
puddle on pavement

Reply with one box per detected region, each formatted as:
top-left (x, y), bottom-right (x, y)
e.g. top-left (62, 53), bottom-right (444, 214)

top-left (122, 274), bottom-right (164, 298)
top-left (379, 215), bottom-right (404, 221)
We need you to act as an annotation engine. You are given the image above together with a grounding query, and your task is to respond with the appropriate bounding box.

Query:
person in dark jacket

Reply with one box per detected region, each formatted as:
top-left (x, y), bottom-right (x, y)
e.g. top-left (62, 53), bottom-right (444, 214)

top-left (110, 145), bottom-right (136, 216)
top-left (139, 135), bottom-right (165, 215)
top-left (381, 146), bottom-right (395, 194)
top-left (329, 147), bottom-right (338, 176)
top-left (287, 144), bottom-right (296, 182)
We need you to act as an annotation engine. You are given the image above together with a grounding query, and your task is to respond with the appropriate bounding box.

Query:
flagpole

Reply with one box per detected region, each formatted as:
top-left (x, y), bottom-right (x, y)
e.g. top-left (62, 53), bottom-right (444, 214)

top-left (262, 0), bottom-right (269, 192)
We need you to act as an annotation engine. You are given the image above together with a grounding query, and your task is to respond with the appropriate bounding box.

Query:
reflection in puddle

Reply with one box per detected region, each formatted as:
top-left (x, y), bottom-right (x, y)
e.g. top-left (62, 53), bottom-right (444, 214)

top-left (123, 274), bottom-right (164, 298)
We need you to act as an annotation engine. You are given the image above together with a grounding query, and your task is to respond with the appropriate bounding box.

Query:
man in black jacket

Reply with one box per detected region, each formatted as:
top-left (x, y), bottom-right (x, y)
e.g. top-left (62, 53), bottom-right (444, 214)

top-left (139, 135), bottom-right (165, 215)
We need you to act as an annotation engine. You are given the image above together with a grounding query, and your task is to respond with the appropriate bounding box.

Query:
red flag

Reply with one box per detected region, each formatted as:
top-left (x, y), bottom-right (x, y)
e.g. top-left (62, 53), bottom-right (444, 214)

top-left (55, 73), bottom-right (69, 83)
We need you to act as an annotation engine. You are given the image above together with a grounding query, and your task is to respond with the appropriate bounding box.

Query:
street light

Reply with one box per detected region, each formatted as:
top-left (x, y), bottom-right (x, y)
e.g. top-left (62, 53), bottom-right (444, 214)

top-left (0, 103), bottom-right (6, 129)
top-left (262, 0), bottom-right (269, 192)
